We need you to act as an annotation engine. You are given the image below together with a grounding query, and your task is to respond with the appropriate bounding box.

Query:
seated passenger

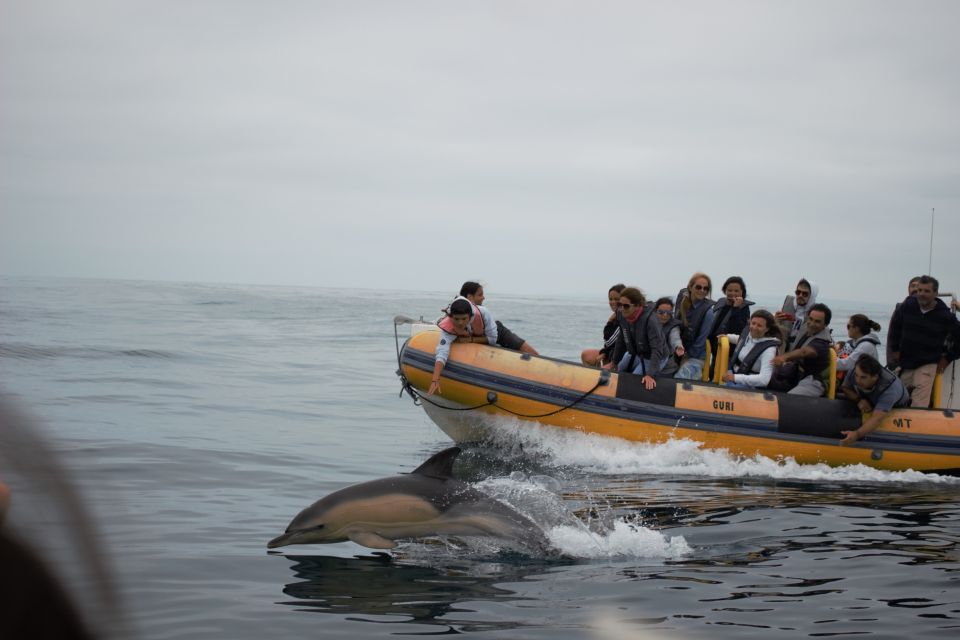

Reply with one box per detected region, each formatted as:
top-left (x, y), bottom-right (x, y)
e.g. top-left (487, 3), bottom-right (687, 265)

top-left (770, 303), bottom-right (833, 396)
top-left (581, 283), bottom-right (626, 366)
top-left (835, 314), bottom-right (882, 378)
top-left (606, 287), bottom-right (668, 390)
top-left (839, 355), bottom-right (911, 445)
top-left (721, 310), bottom-right (783, 389)
top-left (460, 281), bottom-right (539, 356)
top-left (707, 276), bottom-right (754, 378)
top-left (775, 278), bottom-right (818, 347)
top-left (654, 296), bottom-right (683, 377)
top-left (675, 272), bottom-right (715, 380)
top-left (709, 276), bottom-right (754, 338)
top-left (428, 299), bottom-right (487, 395)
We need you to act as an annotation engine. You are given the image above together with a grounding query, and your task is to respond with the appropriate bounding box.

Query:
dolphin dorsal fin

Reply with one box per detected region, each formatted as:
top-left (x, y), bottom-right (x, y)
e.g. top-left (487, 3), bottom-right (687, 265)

top-left (410, 447), bottom-right (462, 478)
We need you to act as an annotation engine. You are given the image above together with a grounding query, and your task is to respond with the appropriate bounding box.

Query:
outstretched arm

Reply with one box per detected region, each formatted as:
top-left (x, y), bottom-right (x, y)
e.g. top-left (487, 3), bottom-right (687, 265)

top-left (428, 360), bottom-right (444, 395)
top-left (841, 409), bottom-right (888, 445)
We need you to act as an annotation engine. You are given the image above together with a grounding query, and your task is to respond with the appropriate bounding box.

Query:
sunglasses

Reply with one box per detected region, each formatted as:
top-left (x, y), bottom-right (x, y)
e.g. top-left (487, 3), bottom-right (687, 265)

top-left (619, 302), bottom-right (635, 309)
top-left (692, 285), bottom-right (709, 291)
top-left (656, 309), bottom-right (672, 315)
top-left (795, 289), bottom-right (810, 296)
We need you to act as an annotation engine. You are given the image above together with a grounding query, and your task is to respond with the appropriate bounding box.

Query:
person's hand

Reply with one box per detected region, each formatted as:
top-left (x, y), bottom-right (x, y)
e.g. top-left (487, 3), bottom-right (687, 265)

top-left (675, 346), bottom-right (685, 358)
top-left (937, 357), bottom-right (949, 374)
top-left (834, 342), bottom-right (845, 351)
top-left (642, 375), bottom-right (657, 390)
top-left (857, 399), bottom-right (873, 414)
top-left (733, 296), bottom-right (744, 308)
top-left (722, 371), bottom-right (735, 383)
top-left (772, 354), bottom-right (787, 367)
top-left (952, 298), bottom-right (959, 312)
top-left (775, 311), bottom-right (795, 322)
top-left (602, 362), bottom-right (614, 371)
top-left (428, 380), bottom-right (441, 395)
top-left (840, 430), bottom-right (860, 446)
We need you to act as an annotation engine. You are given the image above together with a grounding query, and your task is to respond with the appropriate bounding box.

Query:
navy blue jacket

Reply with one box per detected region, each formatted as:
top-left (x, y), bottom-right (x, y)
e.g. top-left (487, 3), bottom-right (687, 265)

top-left (887, 296), bottom-right (960, 369)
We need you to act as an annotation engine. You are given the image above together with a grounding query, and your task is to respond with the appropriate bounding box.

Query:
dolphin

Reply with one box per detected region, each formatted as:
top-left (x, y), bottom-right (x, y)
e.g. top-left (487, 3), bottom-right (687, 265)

top-left (267, 447), bottom-right (553, 552)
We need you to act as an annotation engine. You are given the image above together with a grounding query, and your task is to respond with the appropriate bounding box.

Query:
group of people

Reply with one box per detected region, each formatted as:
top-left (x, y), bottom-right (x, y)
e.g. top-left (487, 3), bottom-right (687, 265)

top-left (579, 273), bottom-right (960, 444)
top-left (430, 275), bottom-right (960, 445)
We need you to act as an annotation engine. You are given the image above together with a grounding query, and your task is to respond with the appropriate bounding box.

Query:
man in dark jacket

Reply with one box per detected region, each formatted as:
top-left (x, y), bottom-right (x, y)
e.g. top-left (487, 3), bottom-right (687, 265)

top-left (885, 276), bottom-right (920, 369)
top-left (888, 275), bottom-right (960, 408)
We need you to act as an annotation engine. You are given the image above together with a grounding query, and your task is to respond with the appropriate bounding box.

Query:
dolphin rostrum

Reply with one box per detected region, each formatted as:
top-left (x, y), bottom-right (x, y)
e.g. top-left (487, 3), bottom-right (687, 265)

top-left (267, 447), bottom-right (553, 552)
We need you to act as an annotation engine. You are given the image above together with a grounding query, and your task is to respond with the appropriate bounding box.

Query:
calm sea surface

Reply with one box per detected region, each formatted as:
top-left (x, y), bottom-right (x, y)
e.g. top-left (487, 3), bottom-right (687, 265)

top-left (1, 277), bottom-right (958, 640)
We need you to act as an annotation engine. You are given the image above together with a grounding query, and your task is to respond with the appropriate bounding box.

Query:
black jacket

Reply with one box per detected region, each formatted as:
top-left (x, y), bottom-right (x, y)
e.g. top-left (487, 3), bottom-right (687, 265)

top-left (610, 303), bottom-right (668, 376)
top-left (888, 296), bottom-right (960, 369)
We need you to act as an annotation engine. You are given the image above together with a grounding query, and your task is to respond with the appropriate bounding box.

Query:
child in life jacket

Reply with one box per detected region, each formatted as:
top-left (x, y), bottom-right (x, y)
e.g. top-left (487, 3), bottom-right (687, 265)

top-left (429, 299), bottom-right (490, 395)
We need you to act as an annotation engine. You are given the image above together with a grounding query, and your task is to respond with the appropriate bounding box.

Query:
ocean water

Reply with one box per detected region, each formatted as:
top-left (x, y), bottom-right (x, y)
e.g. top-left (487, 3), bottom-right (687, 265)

top-left (1, 276), bottom-right (958, 640)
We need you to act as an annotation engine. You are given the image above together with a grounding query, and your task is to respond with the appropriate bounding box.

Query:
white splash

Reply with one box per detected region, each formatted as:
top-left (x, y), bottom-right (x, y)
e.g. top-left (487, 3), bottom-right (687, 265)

top-left (477, 473), bottom-right (691, 560)
top-left (547, 520), bottom-right (692, 560)
top-left (483, 415), bottom-right (960, 484)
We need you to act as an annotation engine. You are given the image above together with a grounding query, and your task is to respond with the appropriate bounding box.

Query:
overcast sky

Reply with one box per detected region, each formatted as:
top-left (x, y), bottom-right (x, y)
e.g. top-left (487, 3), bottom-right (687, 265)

top-left (2, 1), bottom-right (958, 303)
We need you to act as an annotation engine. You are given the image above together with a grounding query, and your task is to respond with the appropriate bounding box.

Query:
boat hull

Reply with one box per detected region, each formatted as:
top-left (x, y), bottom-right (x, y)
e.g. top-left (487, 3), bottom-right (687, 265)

top-left (399, 332), bottom-right (960, 474)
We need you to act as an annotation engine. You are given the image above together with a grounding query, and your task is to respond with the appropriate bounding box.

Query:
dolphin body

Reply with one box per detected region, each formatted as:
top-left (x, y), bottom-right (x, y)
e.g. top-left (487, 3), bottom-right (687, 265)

top-left (268, 447), bottom-right (553, 552)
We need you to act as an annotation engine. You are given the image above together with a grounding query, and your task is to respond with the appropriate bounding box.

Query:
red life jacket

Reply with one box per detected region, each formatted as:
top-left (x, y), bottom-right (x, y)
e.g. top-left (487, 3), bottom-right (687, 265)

top-left (437, 300), bottom-right (485, 336)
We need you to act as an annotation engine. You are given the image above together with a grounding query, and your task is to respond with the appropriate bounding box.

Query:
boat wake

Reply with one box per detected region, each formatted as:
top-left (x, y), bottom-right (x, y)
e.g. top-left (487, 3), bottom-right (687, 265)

top-left (475, 474), bottom-right (691, 560)
top-left (481, 415), bottom-right (960, 484)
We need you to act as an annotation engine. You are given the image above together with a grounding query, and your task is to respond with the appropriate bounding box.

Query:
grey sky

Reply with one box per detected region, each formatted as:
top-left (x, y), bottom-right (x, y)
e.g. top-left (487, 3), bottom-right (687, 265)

top-left (2, 0), bottom-right (958, 303)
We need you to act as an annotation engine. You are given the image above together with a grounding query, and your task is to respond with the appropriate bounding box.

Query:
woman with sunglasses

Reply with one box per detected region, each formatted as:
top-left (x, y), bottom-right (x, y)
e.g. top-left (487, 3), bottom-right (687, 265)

top-left (654, 296), bottom-right (683, 377)
top-left (581, 283), bottom-right (626, 366)
top-left (675, 272), bottom-right (715, 380)
top-left (835, 314), bottom-right (882, 377)
top-left (605, 287), bottom-right (667, 390)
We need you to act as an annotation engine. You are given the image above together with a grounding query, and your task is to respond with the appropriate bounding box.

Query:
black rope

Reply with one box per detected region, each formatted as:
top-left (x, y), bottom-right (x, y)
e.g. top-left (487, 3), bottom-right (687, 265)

top-left (486, 373), bottom-right (608, 418)
top-left (398, 366), bottom-right (609, 417)
top-left (399, 375), bottom-right (496, 411)
top-left (394, 318), bottom-right (609, 417)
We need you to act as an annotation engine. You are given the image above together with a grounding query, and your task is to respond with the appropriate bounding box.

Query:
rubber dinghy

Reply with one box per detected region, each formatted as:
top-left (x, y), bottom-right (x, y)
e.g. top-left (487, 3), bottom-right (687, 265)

top-left (398, 330), bottom-right (960, 475)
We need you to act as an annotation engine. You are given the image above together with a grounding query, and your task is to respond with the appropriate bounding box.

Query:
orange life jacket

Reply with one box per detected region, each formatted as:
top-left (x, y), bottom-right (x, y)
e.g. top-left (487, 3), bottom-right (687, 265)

top-left (437, 300), bottom-right (485, 336)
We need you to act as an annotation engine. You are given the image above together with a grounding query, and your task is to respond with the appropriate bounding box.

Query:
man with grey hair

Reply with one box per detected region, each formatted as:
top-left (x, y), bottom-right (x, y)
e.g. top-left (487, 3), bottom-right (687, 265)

top-left (888, 275), bottom-right (960, 408)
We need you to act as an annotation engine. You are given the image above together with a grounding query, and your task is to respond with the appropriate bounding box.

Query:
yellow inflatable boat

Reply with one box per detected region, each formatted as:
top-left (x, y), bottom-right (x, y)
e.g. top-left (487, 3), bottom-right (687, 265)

top-left (398, 330), bottom-right (960, 475)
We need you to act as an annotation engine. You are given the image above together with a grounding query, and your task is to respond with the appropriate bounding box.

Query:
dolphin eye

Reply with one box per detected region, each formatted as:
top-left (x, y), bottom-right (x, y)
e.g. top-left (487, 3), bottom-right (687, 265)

top-left (313, 524), bottom-right (325, 530)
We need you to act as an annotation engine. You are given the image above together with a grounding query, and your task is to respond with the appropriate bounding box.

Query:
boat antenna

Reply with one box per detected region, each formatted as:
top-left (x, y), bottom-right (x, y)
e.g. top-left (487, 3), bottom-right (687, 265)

top-left (928, 207), bottom-right (935, 274)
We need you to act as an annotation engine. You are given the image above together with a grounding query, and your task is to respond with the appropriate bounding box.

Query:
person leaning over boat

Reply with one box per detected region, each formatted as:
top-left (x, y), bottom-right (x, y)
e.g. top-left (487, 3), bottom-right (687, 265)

top-left (721, 310), bottom-right (783, 389)
top-left (770, 303), bottom-right (833, 397)
top-left (886, 276), bottom-right (921, 370)
top-left (459, 281), bottom-right (539, 356)
top-left (839, 355), bottom-right (911, 445)
top-left (654, 296), bottom-right (683, 377)
top-left (835, 314), bottom-right (882, 379)
top-left (707, 276), bottom-right (754, 378)
top-left (428, 299), bottom-right (488, 396)
top-left (887, 275), bottom-right (960, 408)
top-left (775, 278), bottom-right (818, 347)
top-left (581, 283), bottom-right (625, 366)
top-left (674, 272), bottom-right (715, 380)
top-left (605, 287), bottom-right (668, 390)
